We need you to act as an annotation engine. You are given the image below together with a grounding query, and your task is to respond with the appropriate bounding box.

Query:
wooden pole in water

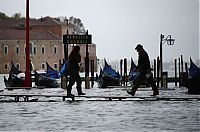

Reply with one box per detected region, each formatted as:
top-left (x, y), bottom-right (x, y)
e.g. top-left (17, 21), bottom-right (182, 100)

top-left (185, 63), bottom-right (188, 77)
top-left (120, 59), bottom-right (123, 86)
top-left (174, 59), bottom-right (177, 86)
top-left (91, 60), bottom-right (94, 88)
top-left (124, 58), bottom-right (127, 86)
top-left (85, 30), bottom-right (90, 89)
top-left (25, 0), bottom-right (31, 87)
top-left (178, 58), bottom-right (181, 87)
top-left (154, 59), bottom-right (156, 80)
top-left (181, 55), bottom-right (184, 73)
top-left (63, 30), bottom-right (69, 89)
top-left (156, 57), bottom-right (160, 87)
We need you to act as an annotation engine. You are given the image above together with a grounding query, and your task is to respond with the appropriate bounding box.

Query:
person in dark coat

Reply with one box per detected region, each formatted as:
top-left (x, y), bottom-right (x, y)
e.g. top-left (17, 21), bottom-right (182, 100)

top-left (127, 44), bottom-right (159, 96)
top-left (67, 46), bottom-right (85, 97)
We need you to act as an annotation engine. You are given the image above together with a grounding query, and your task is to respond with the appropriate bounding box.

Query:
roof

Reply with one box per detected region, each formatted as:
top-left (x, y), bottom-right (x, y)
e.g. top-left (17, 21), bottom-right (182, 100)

top-left (0, 30), bottom-right (61, 40)
top-left (32, 16), bottom-right (63, 26)
top-left (0, 16), bottom-right (63, 29)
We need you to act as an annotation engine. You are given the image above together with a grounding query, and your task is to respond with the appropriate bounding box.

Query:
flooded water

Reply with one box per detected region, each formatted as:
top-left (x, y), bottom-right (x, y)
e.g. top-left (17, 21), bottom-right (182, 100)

top-left (0, 74), bottom-right (200, 131)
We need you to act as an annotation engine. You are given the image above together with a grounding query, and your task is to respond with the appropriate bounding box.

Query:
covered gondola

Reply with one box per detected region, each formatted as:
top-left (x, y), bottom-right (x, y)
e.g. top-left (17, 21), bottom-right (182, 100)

top-left (97, 60), bottom-right (121, 88)
top-left (46, 62), bottom-right (60, 79)
top-left (128, 58), bottom-right (139, 85)
top-left (35, 71), bottom-right (59, 88)
top-left (46, 61), bottom-right (68, 78)
top-left (187, 58), bottom-right (200, 94)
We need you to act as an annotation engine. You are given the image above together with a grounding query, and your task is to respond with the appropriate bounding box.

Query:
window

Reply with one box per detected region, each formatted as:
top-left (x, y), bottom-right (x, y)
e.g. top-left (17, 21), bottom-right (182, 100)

top-left (41, 63), bottom-right (45, 69)
top-left (16, 63), bottom-right (20, 70)
top-left (54, 46), bottom-right (57, 54)
top-left (4, 46), bottom-right (8, 54)
top-left (16, 46), bottom-right (20, 54)
top-left (33, 47), bottom-right (37, 54)
top-left (4, 64), bottom-right (8, 70)
top-left (41, 46), bottom-right (45, 54)
top-left (54, 63), bottom-right (58, 69)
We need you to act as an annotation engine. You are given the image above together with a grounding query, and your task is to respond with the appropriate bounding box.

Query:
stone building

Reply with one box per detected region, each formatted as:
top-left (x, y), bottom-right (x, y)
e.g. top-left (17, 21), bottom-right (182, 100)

top-left (0, 17), bottom-right (97, 74)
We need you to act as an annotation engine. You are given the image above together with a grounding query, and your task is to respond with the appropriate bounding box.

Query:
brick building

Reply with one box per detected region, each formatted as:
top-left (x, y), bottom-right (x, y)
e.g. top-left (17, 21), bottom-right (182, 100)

top-left (0, 17), bottom-right (97, 74)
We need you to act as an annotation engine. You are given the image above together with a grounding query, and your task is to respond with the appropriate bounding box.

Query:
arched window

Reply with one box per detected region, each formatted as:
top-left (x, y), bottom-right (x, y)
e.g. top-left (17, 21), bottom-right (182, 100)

top-left (54, 63), bottom-right (58, 69)
top-left (4, 46), bottom-right (8, 55)
top-left (16, 63), bottom-right (20, 70)
top-left (54, 46), bottom-right (57, 54)
top-left (4, 63), bottom-right (8, 70)
top-left (16, 46), bottom-right (20, 54)
top-left (41, 63), bottom-right (45, 69)
top-left (41, 46), bottom-right (45, 54)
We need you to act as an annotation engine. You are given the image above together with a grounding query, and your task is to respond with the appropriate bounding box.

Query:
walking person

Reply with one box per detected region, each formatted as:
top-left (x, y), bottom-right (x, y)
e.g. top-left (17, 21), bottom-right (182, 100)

top-left (127, 44), bottom-right (159, 96)
top-left (67, 46), bottom-right (86, 97)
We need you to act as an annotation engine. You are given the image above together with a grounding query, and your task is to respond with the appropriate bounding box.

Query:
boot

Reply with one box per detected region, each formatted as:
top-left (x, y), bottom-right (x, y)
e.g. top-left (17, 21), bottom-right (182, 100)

top-left (67, 86), bottom-right (75, 97)
top-left (127, 88), bottom-right (137, 96)
top-left (78, 92), bottom-right (86, 96)
top-left (127, 90), bottom-right (135, 96)
top-left (77, 87), bottom-right (86, 95)
top-left (152, 90), bottom-right (159, 96)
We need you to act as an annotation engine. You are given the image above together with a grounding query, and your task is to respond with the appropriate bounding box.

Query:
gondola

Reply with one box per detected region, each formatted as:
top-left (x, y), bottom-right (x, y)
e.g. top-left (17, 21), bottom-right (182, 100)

top-left (97, 60), bottom-right (121, 88)
top-left (4, 61), bottom-right (25, 87)
top-left (4, 73), bottom-right (25, 87)
top-left (4, 61), bottom-right (62, 88)
top-left (34, 61), bottom-right (68, 88)
top-left (128, 58), bottom-right (139, 85)
top-left (35, 71), bottom-right (59, 88)
top-left (46, 61), bottom-right (68, 78)
top-left (46, 62), bottom-right (60, 79)
top-left (187, 58), bottom-right (200, 94)
top-left (128, 58), bottom-right (150, 87)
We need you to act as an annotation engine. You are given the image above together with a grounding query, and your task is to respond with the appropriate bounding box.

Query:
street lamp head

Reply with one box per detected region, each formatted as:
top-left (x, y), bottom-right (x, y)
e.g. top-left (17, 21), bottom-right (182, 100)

top-left (166, 35), bottom-right (175, 45)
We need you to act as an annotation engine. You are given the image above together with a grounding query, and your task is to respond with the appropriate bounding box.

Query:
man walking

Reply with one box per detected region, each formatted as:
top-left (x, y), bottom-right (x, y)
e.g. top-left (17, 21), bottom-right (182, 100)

top-left (67, 46), bottom-right (86, 97)
top-left (127, 44), bottom-right (159, 96)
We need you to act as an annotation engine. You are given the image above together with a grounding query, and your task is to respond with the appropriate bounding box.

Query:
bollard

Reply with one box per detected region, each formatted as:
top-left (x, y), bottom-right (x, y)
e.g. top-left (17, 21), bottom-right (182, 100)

top-left (62, 77), bottom-right (66, 89)
top-left (163, 75), bottom-right (167, 89)
top-left (85, 76), bottom-right (90, 89)
top-left (163, 72), bottom-right (168, 89)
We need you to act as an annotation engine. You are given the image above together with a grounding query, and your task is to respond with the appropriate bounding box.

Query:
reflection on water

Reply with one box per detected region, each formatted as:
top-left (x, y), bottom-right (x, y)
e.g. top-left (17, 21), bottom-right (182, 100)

top-left (0, 75), bottom-right (200, 131)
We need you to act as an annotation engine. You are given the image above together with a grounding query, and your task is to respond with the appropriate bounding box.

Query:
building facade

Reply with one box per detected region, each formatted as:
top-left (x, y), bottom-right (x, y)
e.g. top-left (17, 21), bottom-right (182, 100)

top-left (0, 17), bottom-right (97, 74)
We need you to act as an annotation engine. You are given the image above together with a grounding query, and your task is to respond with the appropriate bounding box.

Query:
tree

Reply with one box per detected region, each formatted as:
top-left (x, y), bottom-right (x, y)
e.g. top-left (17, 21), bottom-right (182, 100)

top-left (12, 12), bottom-right (23, 19)
top-left (69, 16), bottom-right (86, 35)
top-left (0, 12), bottom-right (9, 19)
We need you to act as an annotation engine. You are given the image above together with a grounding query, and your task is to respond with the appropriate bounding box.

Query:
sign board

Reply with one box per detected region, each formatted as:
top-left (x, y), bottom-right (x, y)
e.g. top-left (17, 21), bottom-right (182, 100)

top-left (63, 34), bottom-right (92, 44)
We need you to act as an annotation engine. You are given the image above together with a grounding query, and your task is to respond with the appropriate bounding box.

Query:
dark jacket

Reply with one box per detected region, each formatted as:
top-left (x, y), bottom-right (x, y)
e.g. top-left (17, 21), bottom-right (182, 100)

top-left (68, 53), bottom-right (81, 74)
top-left (137, 50), bottom-right (151, 74)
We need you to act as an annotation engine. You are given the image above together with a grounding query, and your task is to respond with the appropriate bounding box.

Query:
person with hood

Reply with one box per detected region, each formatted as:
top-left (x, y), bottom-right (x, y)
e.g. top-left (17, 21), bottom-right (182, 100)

top-left (67, 46), bottom-right (86, 97)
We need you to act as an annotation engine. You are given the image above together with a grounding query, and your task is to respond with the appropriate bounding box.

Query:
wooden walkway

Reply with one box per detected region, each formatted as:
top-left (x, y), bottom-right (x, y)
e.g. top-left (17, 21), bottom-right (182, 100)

top-left (0, 94), bottom-right (200, 102)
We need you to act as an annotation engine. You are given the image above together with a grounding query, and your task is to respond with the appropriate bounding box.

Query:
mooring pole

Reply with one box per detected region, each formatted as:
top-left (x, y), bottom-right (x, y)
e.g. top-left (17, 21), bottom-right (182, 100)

top-left (85, 30), bottom-right (90, 89)
top-left (63, 30), bottom-right (69, 89)
top-left (25, 0), bottom-right (31, 87)
top-left (120, 59), bottom-right (123, 86)
top-left (156, 57), bottom-right (160, 88)
top-left (124, 58), bottom-right (127, 86)
top-left (174, 59), bottom-right (177, 86)
top-left (154, 59), bottom-right (156, 80)
top-left (178, 57), bottom-right (181, 87)
top-left (91, 60), bottom-right (94, 88)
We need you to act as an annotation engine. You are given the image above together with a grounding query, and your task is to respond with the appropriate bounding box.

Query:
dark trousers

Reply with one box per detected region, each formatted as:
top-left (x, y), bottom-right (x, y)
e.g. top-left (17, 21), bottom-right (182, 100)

top-left (131, 72), bottom-right (159, 94)
top-left (67, 71), bottom-right (82, 95)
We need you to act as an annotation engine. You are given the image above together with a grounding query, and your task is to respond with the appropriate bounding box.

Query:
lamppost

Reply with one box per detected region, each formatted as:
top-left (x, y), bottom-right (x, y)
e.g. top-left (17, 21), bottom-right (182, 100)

top-left (160, 34), bottom-right (175, 87)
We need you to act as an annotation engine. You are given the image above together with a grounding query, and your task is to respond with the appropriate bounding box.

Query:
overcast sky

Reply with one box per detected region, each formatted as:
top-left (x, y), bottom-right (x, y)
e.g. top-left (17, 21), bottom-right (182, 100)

top-left (0, 0), bottom-right (199, 62)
